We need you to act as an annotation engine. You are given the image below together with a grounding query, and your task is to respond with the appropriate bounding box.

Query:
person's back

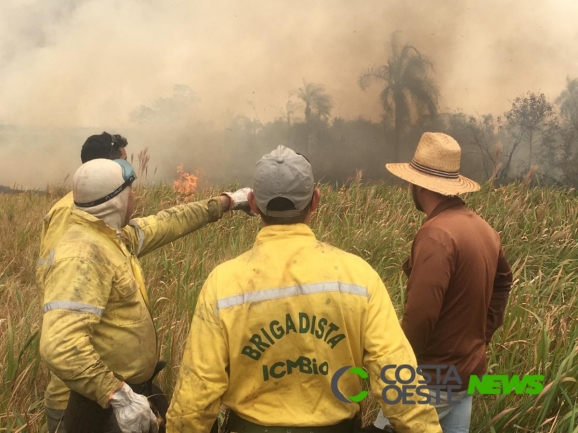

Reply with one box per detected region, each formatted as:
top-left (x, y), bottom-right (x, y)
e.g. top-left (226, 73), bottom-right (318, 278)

top-left (167, 145), bottom-right (442, 433)
top-left (401, 197), bottom-right (509, 387)
top-left (206, 223), bottom-right (406, 425)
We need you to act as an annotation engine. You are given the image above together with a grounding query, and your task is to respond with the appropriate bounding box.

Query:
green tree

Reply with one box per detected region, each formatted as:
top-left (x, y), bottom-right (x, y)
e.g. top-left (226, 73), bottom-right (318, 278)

top-left (446, 112), bottom-right (500, 181)
top-left (499, 92), bottom-right (554, 181)
top-left (129, 85), bottom-right (198, 125)
top-left (358, 34), bottom-right (439, 161)
top-left (556, 77), bottom-right (578, 134)
top-left (553, 77), bottom-right (578, 185)
top-left (296, 80), bottom-right (333, 123)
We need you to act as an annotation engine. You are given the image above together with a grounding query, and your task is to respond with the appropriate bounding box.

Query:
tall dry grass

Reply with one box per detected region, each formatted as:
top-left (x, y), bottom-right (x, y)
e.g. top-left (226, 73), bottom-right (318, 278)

top-left (1, 180), bottom-right (577, 432)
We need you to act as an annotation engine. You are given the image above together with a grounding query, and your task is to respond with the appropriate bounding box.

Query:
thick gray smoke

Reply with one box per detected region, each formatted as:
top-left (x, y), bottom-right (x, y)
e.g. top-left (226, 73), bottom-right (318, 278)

top-left (1, 0), bottom-right (577, 188)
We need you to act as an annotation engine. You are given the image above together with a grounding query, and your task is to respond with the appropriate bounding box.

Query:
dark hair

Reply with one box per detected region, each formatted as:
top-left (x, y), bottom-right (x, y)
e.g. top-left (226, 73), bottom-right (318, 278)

top-left (80, 132), bottom-right (128, 163)
top-left (259, 197), bottom-right (312, 225)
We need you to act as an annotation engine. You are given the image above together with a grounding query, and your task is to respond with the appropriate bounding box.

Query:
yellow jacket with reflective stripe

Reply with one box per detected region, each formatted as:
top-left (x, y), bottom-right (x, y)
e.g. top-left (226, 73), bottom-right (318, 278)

top-left (167, 224), bottom-right (441, 433)
top-left (38, 194), bottom-right (223, 409)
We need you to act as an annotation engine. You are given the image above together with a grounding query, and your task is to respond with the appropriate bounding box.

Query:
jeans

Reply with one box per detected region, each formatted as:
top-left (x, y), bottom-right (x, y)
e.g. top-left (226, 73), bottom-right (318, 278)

top-left (373, 390), bottom-right (473, 433)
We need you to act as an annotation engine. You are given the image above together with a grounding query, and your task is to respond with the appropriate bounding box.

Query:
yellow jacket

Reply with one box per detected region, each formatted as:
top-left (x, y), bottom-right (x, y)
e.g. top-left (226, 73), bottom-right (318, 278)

top-left (167, 224), bottom-right (441, 433)
top-left (38, 194), bottom-right (223, 409)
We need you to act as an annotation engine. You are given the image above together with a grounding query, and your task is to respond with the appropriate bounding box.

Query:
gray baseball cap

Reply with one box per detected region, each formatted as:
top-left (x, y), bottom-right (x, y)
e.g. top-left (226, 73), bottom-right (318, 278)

top-left (253, 145), bottom-right (314, 217)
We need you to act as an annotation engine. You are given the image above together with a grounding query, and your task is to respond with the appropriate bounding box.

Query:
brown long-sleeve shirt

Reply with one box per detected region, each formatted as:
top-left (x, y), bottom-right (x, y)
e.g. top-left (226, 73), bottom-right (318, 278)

top-left (401, 197), bottom-right (512, 391)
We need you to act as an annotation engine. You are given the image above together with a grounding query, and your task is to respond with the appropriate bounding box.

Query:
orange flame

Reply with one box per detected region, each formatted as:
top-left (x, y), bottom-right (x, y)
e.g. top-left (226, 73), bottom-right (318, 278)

top-left (173, 164), bottom-right (199, 198)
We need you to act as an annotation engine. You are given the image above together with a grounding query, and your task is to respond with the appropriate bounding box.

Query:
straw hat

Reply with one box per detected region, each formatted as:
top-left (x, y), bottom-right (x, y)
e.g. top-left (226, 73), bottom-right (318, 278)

top-left (386, 132), bottom-right (480, 196)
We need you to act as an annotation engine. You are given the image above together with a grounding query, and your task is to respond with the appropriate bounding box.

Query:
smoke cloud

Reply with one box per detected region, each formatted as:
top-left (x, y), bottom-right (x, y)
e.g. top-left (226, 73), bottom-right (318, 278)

top-left (1, 0), bottom-right (578, 188)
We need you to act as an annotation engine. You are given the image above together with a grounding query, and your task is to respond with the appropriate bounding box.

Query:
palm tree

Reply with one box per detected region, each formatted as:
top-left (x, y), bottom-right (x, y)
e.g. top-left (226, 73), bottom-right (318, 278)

top-left (359, 34), bottom-right (439, 161)
top-left (296, 80), bottom-right (333, 122)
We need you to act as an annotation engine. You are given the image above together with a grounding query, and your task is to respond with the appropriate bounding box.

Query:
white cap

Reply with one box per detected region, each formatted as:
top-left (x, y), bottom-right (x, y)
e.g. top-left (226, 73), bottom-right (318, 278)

top-left (253, 145), bottom-right (314, 217)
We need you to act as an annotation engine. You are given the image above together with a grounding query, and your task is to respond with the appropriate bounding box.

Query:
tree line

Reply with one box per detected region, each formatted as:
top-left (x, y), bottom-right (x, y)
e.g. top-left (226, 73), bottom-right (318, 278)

top-left (129, 34), bottom-right (578, 187)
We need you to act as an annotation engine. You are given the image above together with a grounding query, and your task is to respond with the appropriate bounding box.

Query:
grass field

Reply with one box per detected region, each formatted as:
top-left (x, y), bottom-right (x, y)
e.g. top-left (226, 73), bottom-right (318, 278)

top-left (1, 179), bottom-right (577, 432)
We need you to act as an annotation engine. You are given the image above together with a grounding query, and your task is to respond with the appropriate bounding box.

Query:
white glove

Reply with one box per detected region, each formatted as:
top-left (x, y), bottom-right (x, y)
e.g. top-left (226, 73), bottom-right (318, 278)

top-left (109, 383), bottom-right (159, 433)
top-left (222, 187), bottom-right (256, 216)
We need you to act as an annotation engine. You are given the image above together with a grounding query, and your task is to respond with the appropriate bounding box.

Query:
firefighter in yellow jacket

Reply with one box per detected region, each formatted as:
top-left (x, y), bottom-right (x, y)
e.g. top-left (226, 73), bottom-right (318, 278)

top-left (167, 145), bottom-right (442, 432)
top-left (39, 157), bottom-right (253, 432)
top-left (38, 131), bottom-right (134, 432)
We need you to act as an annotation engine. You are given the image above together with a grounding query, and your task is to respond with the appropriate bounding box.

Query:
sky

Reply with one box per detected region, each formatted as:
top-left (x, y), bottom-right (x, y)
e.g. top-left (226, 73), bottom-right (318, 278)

top-left (1, 0), bottom-right (578, 186)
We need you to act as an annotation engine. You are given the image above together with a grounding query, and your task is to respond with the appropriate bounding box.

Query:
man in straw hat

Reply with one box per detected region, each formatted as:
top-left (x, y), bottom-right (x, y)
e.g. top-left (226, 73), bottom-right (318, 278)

top-left (372, 132), bottom-right (513, 432)
top-left (166, 145), bottom-right (442, 433)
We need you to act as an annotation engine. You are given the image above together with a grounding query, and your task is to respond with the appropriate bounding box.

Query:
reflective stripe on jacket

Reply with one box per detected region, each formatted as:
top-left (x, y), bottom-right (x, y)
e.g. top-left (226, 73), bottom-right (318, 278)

top-left (38, 196), bottom-right (223, 409)
top-left (167, 224), bottom-right (441, 433)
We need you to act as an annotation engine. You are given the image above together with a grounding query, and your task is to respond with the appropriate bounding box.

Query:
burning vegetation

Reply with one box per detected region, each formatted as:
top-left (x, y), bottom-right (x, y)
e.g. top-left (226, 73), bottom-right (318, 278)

top-left (173, 164), bottom-right (199, 198)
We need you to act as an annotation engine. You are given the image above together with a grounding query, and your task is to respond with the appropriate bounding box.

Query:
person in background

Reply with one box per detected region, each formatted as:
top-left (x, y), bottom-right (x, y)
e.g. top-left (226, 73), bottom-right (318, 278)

top-left (166, 145), bottom-right (442, 433)
top-left (38, 141), bottom-right (254, 432)
top-left (373, 132), bottom-right (513, 433)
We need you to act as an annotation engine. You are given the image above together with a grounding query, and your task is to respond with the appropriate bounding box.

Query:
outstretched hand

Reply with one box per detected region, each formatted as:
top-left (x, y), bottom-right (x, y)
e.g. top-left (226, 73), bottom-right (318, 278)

top-left (222, 188), bottom-right (256, 216)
